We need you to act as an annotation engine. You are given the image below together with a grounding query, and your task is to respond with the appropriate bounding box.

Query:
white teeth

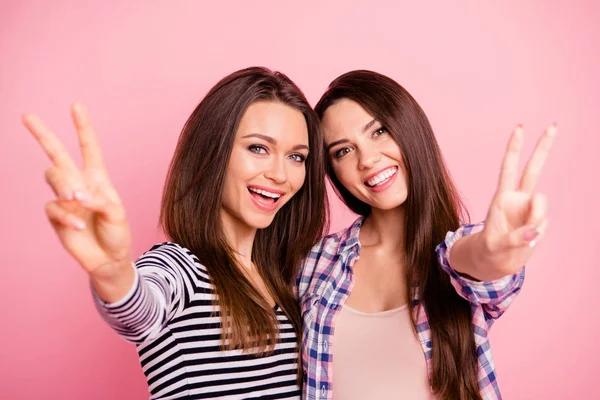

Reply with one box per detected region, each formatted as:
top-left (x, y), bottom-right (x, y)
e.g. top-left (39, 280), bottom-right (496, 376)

top-left (366, 167), bottom-right (398, 187)
top-left (248, 187), bottom-right (281, 199)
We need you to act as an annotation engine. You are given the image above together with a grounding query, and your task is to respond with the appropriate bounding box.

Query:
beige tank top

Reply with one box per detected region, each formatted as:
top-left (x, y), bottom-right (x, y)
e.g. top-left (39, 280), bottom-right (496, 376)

top-left (332, 303), bottom-right (434, 400)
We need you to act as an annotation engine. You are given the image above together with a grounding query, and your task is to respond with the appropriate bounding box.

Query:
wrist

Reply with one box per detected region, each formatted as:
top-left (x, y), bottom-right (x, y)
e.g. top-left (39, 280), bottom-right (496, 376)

top-left (451, 231), bottom-right (503, 281)
top-left (473, 231), bottom-right (495, 268)
top-left (471, 232), bottom-right (521, 280)
top-left (89, 257), bottom-right (132, 287)
top-left (90, 259), bottom-right (136, 304)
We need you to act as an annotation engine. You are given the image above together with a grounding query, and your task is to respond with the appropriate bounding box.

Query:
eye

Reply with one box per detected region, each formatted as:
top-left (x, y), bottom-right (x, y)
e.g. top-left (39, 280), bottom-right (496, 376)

top-left (288, 153), bottom-right (307, 163)
top-left (248, 144), bottom-right (268, 154)
top-left (333, 147), bottom-right (353, 159)
top-left (373, 126), bottom-right (388, 138)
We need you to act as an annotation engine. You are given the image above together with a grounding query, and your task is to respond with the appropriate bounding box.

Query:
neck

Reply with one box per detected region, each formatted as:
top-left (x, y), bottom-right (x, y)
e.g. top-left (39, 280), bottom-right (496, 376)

top-left (220, 210), bottom-right (257, 269)
top-left (360, 205), bottom-right (406, 251)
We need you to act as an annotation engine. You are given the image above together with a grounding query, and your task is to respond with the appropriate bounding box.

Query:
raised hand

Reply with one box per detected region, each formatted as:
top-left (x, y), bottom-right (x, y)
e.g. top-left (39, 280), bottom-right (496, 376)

top-left (24, 103), bottom-right (132, 284)
top-left (478, 124), bottom-right (557, 277)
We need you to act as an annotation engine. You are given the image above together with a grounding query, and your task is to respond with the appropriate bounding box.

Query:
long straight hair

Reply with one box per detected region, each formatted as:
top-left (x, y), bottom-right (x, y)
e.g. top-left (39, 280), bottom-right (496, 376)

top-left (160, 67), bottom-right (328, 357)
top-left (315, 70), bottom-right (481, 400)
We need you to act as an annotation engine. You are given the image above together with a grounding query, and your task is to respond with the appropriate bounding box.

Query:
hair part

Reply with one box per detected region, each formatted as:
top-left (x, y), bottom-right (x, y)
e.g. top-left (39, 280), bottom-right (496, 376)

top-left (315, 70), bottom-right (481, 400)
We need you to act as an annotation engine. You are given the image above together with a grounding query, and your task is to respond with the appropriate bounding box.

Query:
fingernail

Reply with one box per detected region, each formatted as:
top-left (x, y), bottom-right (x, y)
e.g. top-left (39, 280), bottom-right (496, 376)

top-left (528, 239), bottom-right (539, 248)
top-left (74, 219), bottom-right (86, 230)
top-left (74, 190), bottom-right (91, 203)
top-left (61, 190), bottom-right (73, 201)
top-left (523, 226), bottom-right (540, 242)
top-left (516, 124), bottom-right (523, 129)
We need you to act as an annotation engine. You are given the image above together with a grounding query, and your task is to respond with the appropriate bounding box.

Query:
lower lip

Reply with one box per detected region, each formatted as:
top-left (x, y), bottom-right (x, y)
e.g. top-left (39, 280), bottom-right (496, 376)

top-left (248, 189), bottom-right (281, 212)
top-left (366, 170), bottom-right (398, 193)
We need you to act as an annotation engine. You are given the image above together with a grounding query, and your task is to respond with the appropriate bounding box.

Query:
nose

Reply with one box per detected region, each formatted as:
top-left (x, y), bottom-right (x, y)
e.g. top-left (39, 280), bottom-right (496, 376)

top-left (357, 143), bottom-right (382, 170)
top-left (264, 157), bottom-right (287, 184)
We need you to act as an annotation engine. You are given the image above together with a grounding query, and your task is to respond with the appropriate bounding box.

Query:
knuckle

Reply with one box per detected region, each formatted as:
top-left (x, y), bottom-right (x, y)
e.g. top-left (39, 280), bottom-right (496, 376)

top-left (44, 201), bottom-right (54, 213)
top-left (44, 167), bottom-right (56, 182)
top-left (45, 202), bottom-right (61, 220)
top-left (481, 233), bottom-right (497, 254)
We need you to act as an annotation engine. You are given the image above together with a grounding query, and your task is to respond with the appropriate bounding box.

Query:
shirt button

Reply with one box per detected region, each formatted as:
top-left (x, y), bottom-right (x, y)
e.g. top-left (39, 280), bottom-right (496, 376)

top-left (427, 341), bottom-right (432, 348)
top-left (321, 385), bottom-right (327, 397)
top-left (331, 304), bottom-right (337, 310)
top-left (323, 341), bottom-right (329, 351)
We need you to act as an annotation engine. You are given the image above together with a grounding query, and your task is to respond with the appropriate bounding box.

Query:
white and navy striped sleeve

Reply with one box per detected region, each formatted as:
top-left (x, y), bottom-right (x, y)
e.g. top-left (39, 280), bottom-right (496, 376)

top-left (92, 243), bottom-right (187, 344)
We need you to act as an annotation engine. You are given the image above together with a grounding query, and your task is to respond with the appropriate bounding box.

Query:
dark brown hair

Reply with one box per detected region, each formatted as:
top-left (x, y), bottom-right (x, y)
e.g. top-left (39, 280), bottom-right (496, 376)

top-left (160, 67), bottom-right (328, 357)
top-left (315, 70), bottom-right (481, 400)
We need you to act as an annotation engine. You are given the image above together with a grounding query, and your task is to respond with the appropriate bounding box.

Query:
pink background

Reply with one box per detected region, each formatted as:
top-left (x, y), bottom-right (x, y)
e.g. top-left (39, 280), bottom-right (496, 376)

top-left (1, 1), bottom-right (598, 399)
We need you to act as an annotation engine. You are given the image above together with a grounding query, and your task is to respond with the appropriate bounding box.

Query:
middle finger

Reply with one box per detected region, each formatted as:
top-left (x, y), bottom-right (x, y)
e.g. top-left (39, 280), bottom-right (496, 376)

top-left (519, 124), bottom-right (558, 193)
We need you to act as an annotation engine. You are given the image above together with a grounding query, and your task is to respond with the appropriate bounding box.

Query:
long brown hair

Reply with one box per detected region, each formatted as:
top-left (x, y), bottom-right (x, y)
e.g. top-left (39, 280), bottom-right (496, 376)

top-left (160, 67), bottom-right (328, 356)
top-left (315, 70), bottom-right (481, 400)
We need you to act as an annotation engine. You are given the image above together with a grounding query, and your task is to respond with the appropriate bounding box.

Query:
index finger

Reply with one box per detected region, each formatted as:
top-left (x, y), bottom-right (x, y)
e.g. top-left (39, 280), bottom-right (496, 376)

top-left (519, 124), bottom-right (558, 193)
top-left (22, 113), bottom-right (79, 171)
top-left (497, 125), bottom-right (524, 193)
top-left (71, 103), bottom-right (106, 171)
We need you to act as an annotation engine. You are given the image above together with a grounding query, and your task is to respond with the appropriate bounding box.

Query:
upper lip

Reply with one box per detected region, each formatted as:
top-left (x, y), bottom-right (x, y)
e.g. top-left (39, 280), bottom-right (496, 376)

top-left (363, 166), bottom-right (398, 183)
top-left (247, 185), bottom-right (286, 195)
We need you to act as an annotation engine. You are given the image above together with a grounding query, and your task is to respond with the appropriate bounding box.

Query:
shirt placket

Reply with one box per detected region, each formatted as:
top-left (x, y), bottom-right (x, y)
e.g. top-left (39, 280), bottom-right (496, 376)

top-left (317, 249), bottom-right (357, 400)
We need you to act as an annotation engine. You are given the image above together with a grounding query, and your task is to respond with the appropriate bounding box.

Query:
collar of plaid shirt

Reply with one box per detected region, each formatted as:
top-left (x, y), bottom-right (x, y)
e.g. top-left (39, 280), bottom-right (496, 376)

top-left (297, 216), bottom-right (525, 400)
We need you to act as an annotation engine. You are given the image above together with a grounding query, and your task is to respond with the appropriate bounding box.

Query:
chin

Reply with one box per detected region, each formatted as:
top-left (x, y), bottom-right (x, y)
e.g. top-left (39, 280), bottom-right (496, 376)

top-left (370, 196), bottom-right (408, 211)
top-left (245, 214), bottom-right (277, 230)
top-left (375, 203), bottom-right (405, 211)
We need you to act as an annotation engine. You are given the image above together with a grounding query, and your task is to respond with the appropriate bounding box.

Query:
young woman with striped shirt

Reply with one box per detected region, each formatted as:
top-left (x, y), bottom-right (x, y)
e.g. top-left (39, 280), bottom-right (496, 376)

top-left (23, 67), bottom-right (328, 399)
top-left (298, 70), bottom-right (556, 400)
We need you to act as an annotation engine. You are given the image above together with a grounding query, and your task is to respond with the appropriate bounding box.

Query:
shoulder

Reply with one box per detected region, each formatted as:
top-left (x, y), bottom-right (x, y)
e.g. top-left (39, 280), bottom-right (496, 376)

top-left (136, 242), bottom-right (210, 281)
top-left (299, 217), bottom-right (362, 279)
top-left (138, 242), bottom-right (196, 265)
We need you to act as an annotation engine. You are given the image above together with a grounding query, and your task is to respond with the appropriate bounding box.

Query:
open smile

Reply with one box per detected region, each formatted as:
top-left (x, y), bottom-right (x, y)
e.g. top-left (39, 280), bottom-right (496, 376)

top-left (247, 185), bottom-right (285, 212)
top-left (364, 166), bottom-right (398, 187)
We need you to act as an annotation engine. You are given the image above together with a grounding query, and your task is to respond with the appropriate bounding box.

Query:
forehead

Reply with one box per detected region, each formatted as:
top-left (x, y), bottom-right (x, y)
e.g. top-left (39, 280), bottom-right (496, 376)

top-left (321, 98), bottom-right (374, 141)
top-left (237, 101), bottom-right (308, 143)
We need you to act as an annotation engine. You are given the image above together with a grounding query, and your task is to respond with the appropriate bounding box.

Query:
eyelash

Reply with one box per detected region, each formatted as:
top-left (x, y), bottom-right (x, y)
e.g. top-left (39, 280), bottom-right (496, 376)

top-left (373, 126), bottom-right (388, 137)
top-left (332, 126), bottom-right (388, 159)
top-left (249, 145), bottom-right (268, 154)
top-left (289, 154), bottom-right (307, 163)
top-left (333, 147), bottom-right (352, 159)
top-left (248, 145), bottom-right (306, 163)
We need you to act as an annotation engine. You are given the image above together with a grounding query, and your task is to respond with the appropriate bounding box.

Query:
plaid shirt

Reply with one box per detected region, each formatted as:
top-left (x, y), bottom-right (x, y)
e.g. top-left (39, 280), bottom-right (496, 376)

top-left (297, 217), bottom-right (524, 400)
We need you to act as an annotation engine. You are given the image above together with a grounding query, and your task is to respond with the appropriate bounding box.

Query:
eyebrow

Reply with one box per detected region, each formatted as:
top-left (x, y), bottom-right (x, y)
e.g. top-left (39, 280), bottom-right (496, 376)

top-left (363, 118), bottom-right (378, 133)
top-left (325, 138), bottom-right (350, 153)
top-left (241, 133), bottom-right (309, 151)
top-left (325, 119), bottom-right (379, 152)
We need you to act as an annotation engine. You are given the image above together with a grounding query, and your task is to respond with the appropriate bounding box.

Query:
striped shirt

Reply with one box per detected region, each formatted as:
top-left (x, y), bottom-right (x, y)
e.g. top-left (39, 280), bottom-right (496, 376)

top-left (297, 217), bottom-right (524, 400)
top-left (93, 243), bottom-right (301, 400)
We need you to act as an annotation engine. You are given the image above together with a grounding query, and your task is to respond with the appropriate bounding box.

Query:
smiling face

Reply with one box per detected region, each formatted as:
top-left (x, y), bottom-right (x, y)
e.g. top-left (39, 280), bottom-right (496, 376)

top-left (221, 100), bottom-right (309, 231)
top-left (322, 98), bottom-right (409, 212)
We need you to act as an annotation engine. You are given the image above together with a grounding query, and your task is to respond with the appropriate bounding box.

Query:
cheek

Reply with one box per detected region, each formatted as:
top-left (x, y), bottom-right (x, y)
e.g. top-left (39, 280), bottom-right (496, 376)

top-left (289, 166), bottom-right (307, 193)
top-left (222, 157), bottom-right (251, 202)
top-left (397, 163), bottom-right (409, 188)
top-left (228, 150), bottom-right (262, 180)
top-left (236, 154), bottom-right (261, 173)
top-left (379, 137), bottom-right (403, 157)
top-left (332, 162), bottom-right (359, 188)
top-left (221, 171), bottom-right (238, 206)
